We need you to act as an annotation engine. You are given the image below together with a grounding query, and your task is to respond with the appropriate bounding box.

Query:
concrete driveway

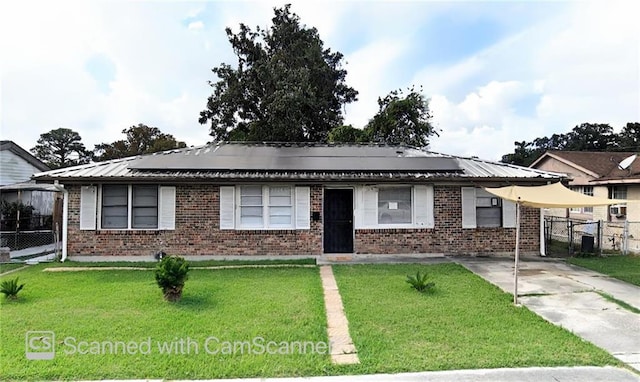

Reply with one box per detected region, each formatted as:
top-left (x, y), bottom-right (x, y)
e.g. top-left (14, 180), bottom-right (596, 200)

top-left (455, 257), bottom-right (640, 372)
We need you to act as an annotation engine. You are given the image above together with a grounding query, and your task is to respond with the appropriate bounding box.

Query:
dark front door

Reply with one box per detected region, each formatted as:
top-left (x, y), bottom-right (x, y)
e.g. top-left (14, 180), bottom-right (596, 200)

top-left (323, 189), bottom-right (354, 253)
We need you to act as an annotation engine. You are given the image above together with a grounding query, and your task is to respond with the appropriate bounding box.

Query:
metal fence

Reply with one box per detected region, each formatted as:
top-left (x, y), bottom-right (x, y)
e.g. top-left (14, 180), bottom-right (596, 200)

top-left (544, 216), bottom-right (640, 256)
top-left (0, 215), bottom-right (59, 255)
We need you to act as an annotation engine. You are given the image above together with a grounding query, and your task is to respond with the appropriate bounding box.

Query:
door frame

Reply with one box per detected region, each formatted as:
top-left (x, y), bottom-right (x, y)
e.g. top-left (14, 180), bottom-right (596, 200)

top-left (322, 186), bottom-right (355, 254)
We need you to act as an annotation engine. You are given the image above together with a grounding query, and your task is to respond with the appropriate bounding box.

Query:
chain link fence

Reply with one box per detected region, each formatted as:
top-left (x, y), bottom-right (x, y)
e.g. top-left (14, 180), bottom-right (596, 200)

top-left (0, 200), bottom-right (61, 260)
top-left (544, 215), bottom-right (640, 256)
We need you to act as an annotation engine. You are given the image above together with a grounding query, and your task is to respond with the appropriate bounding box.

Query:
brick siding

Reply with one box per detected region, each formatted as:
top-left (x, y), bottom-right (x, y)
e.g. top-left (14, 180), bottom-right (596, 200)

top-left (66, 184), bottom-right (539, 257)
top-left (355, 186), bottom-right (539, 256)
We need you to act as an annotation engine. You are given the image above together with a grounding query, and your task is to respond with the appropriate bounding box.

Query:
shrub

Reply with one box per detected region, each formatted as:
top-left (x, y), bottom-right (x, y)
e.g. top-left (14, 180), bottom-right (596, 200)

top-left (406, 271), bottom-right (435, 293)
top-left (1, 277), bottom-right (25, 300)
top-left (154, 256), bottom-right (189, 302)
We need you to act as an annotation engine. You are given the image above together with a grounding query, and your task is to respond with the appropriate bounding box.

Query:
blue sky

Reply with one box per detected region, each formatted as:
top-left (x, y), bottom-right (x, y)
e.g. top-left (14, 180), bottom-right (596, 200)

top-left (1, 1), bottom-right (638, 160)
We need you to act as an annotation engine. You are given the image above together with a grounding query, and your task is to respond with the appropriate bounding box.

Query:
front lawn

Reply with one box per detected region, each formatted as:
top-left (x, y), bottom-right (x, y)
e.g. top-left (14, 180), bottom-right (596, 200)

top-left (0, 265), bottom-right (329, 380)
top-left (333, 264), bottom-right (618, 372)
top-left (0, 263), bottom-right (620, 380)
top-left (568, 255), bottom-right (640, 286)
top-left (0, 263), bottom-right (27, 274)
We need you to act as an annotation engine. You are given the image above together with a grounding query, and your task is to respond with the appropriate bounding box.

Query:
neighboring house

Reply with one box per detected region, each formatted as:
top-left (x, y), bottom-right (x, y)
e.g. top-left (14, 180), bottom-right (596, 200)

top-left (530, 151), bottom-right (639, 222)
top-left (33, 143), bottom-right (561, 261)
top-left (0, 140), bottom-right (57, 217)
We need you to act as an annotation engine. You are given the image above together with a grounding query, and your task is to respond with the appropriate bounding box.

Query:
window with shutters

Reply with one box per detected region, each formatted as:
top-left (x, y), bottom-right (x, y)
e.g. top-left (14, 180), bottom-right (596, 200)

top-left (100, 185), bottom-right (159, 229)
top-left (461, 187), bottom-right (515, 229)
top-left (237, 185), bottom-right (295, 229)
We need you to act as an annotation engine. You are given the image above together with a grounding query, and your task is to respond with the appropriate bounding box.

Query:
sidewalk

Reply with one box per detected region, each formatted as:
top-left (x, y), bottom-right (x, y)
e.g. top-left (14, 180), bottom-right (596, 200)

top-left (115, 366), bottom-right (638, 381)
top-left (455, 257), bottom-right (640, 372)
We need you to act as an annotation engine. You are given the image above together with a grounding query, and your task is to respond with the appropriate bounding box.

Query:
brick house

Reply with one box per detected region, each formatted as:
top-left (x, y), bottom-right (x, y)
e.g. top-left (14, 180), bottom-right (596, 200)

top-left (33, 143), bottom-right (561, 261)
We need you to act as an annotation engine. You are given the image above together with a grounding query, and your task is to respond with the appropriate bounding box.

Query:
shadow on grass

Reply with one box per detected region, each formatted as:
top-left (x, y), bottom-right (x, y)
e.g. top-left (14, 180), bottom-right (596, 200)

top-left (167, 291), bottom-right (217, 311)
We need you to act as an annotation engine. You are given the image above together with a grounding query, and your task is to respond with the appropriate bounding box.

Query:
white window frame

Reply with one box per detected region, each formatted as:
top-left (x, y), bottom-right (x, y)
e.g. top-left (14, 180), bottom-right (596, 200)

top-left (376, 185), bottom-right (414, 228)
top-left (569, 186), bottom-right (594, 214)
top-left (98, 185), bottom-right (160, 230)
top-left (355, 184), bottom-right (434, 229)
top-left (235, 185), bottom-right (296, 230)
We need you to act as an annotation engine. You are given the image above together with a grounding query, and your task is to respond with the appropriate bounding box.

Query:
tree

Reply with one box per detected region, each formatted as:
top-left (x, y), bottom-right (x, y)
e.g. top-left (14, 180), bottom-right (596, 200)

top-left (327, 125), bottom-right (367, 143)
top-left (501, 122), bottom-right (629, 166)
top-left (615, 122), bottom-right (640, 151)
top-left (363, 87), bottom-right (438, 147)
top-left (31, 128), bottom-right (91, 169)
top-left (199, 4), bottom-right (358, 142)
top-left (93, 124), bottom-right (187, 161)
top-left (563, 123), bottom-right (615, 151)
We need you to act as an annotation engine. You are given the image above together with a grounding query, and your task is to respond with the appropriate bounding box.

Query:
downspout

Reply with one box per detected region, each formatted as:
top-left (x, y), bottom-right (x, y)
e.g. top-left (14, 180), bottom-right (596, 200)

top-left (53, 181), bottom-right (68, 262)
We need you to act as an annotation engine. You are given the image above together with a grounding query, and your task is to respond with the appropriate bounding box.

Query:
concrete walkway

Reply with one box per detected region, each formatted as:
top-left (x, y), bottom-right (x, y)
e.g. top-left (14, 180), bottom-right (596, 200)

top-left (456, 258), bottom-right (640, 372)
top-left (319, 265), bottom-right (359, 365)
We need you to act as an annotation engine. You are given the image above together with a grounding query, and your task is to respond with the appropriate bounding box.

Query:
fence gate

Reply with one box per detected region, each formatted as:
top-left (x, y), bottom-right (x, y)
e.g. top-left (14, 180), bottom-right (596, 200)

top-left (544, 216), bottom-right (601, 257)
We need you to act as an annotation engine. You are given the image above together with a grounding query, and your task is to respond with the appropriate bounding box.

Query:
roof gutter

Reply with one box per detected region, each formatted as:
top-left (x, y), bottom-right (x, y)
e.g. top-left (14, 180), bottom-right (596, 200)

top-left (52, 182), bottom-right (68, 262)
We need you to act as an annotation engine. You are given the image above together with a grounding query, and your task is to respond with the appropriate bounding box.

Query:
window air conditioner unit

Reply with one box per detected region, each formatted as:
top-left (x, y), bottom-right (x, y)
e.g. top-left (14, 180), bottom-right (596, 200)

top-left (610, 205), bottom-right (627, 217)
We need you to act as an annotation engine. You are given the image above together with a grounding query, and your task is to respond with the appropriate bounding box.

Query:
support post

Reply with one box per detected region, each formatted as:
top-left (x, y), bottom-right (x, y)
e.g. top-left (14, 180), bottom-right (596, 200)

top-left (514, 201), bottom-right (521, 305)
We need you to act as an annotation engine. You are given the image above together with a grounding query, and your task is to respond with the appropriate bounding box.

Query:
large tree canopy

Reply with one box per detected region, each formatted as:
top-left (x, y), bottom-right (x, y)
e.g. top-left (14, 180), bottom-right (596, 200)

top-left (93, 124), bottom-right (186, 161)
top-left (363, 87), bottom-right (437, 147)
top-left (199, 5), bottom-right (358, 142)
top-left (31, 128), bottom-right (91, 169)
top-left (501, 122), bottom-right (637, 166)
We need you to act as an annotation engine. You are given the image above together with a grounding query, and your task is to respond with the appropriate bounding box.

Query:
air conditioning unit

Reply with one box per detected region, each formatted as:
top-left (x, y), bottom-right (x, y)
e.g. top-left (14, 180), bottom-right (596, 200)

top-left (610, 205), bottom-right (627, 217)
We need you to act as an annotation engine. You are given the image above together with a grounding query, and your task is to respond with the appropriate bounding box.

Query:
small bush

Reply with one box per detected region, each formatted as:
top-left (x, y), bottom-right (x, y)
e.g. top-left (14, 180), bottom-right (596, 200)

top-left (406, 271), bottom-right (435, 293)
top-left (155, 256), bottom-right (189, 302)
top-left (1, 277), bottom-right (25, 300)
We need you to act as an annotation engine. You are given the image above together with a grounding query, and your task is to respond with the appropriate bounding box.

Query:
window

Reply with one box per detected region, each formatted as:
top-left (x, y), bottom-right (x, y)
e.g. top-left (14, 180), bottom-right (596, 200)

top-left (102, 185), bottom-right (128, 229)
top-left (238, 185), bottom-right (294, 229)
top-left (475, 189), bottom-right (502, 228)
top-left (240, 185), bottom-right (263, 227)
top-left (570, 186), bottom-right (594, 214)
top-left (268, 186), bottom-right (293, 227)
top-left (101, 185), bottom-right (158, 229)
top-left (133, 186), bottom-right (158, 228)
top-left (610, 186), bottom-right (627, 200)
top-left (378, 187), bottom-right (412, 224)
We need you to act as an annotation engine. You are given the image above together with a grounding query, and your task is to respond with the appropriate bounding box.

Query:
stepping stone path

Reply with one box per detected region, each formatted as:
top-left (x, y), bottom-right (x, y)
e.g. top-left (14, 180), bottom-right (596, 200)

top-left (319, 265), bottom-right (359, 365)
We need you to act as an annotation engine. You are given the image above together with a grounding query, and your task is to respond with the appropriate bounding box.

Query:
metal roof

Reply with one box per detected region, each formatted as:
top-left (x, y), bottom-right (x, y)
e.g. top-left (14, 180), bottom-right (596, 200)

top-left (33, 143), bottom-right (564, 183)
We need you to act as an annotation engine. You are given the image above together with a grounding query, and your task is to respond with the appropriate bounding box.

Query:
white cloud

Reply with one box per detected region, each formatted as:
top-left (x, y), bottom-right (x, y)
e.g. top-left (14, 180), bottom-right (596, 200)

top-left (1, 1), bottom-right (638, 163)
top-left (187, 21), bottom-right (204, 31)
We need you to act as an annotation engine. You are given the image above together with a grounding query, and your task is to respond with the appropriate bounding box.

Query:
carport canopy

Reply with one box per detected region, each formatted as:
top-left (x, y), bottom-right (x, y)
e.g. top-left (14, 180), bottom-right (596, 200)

top-left (483, 181), bottom-right (627, 305)
top-left (484, 181), bottom-right (626, 208)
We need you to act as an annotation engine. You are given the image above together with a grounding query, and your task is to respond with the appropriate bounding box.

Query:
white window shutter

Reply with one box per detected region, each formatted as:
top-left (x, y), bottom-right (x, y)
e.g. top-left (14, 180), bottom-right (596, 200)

top-left (80, 186), bottom-right (97, 230)
top-left (502, 199), bottom-right (517, 228)
top-left (158, 186), bottom-right (176, 230)
top-left (219, 186), bottom-right (235, 229)
top-left (362, 186), bottom-right (377, 228)
top-left (414, 185), bottom-right (434, 228)
top-left (461, 187), bottom-right (477, 229)
top-left (295, 186), bottom-right (311, 229)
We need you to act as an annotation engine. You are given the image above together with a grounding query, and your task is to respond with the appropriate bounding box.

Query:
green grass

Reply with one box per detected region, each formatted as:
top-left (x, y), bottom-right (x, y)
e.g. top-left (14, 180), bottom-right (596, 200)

top-left (596, 292), bottom-right (640, 314)
top-left (0, 264), bottom-right (329, 380)
top-left (49, 258), bottom-right (316, 268)
top-left (0, 263), bottom-right (28, 274)
top-left (568, 255), bottom-right (640, 286)
top-left (332, 264), bottom-right (619, 372)
top-left (0, 263), bottom-right (621, 380)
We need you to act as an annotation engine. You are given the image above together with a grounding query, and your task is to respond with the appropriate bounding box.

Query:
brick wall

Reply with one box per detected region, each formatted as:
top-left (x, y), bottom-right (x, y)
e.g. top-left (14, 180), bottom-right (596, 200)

top-left (355, 186), bottom-right (539, 255)
top-left (66, 184), bottom-right (539, 258)
top-left (66, 184), bottom-right (323, 257)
